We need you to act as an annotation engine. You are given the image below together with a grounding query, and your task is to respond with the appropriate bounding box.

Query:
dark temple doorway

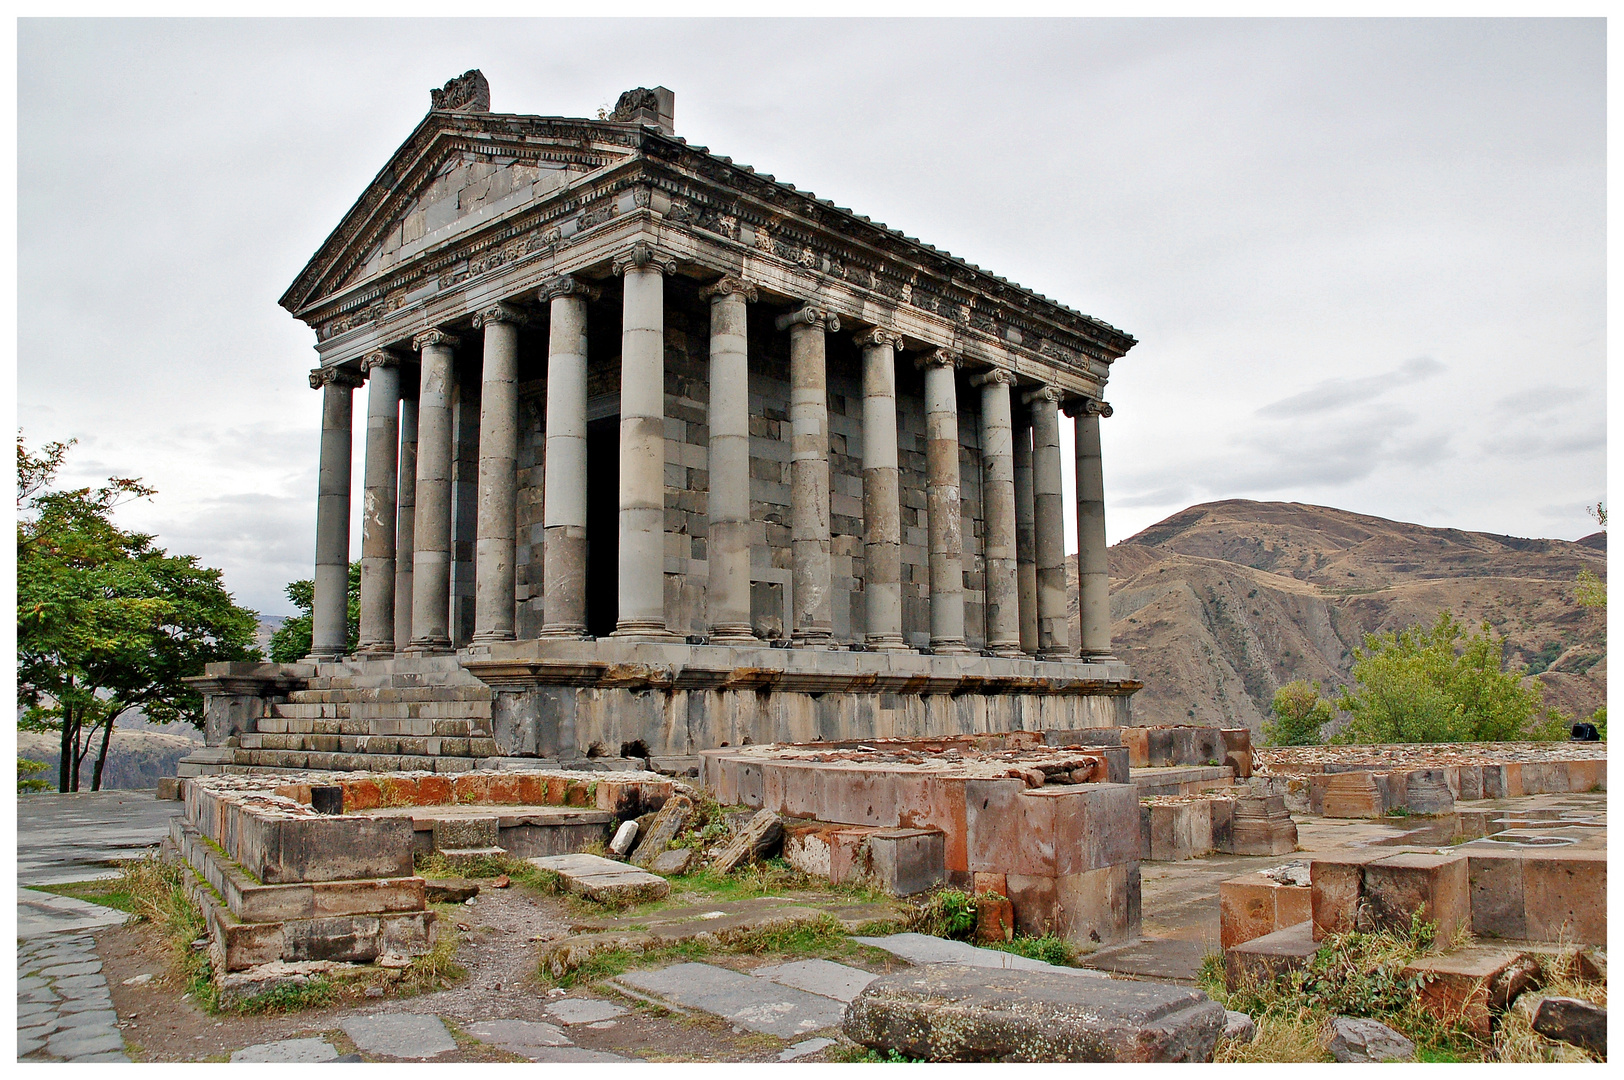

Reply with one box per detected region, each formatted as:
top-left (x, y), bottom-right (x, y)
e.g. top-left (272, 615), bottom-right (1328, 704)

top-left (585, 416), bottom-right (620, 639)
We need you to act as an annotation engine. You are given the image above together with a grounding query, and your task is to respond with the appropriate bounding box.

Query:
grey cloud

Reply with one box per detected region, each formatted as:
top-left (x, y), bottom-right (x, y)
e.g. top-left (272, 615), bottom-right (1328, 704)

top-left (1255, 356), bottom-right (1445, 418)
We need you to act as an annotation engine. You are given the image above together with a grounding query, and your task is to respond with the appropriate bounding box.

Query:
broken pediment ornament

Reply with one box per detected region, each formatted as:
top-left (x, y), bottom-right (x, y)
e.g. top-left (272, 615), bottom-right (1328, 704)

top-left (431, 70), bottom-right (490, 114)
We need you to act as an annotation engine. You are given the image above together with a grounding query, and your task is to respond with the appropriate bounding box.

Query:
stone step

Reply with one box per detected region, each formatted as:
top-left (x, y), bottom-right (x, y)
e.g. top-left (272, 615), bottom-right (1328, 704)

top-left (271, 700), bottom-right (493, 721)
top-left (1129, 766), bottom-right (1234, 798)
top-left (236, 733), bottom-right (499, 757)
top-left (231, 748), bottom-right (490, 774)
top-left (283, 686), bottom-right (493, 705)
top-left (254, 717), bottom-right (486, 738)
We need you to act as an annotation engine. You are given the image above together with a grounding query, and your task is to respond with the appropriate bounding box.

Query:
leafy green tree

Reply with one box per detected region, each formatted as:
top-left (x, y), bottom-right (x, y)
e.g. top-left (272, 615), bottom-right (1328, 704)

top-left (18, 757), bottom-right (52, 794)
top-left (267, 561), bottom-right (361, 663)
top-left (1263, 680), bottom-right (1333, 746)
top-left (17, 435), bottom-right (261, 791)
top-left (1334, 611), bottom-right (1541, 744)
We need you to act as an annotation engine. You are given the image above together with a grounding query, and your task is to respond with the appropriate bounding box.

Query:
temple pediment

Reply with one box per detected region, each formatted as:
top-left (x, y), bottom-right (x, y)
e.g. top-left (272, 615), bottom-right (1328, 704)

top-left (280, 111), bottom-right (645, 315)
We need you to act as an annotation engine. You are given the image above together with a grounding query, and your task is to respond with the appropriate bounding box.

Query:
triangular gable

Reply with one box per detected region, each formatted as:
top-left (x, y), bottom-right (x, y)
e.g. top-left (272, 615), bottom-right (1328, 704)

top-left (281, 111), bottom-right (646, 316)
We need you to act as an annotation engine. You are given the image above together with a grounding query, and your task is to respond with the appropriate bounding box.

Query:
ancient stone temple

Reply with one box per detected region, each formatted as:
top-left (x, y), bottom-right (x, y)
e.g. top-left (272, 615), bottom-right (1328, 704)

top-left (184, 72), bottom-right (1140, 776)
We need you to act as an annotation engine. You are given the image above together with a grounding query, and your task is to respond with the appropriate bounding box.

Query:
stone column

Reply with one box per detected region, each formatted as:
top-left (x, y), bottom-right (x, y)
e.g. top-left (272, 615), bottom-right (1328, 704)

top-left (394, 395), bottom-right (418, 652)
top-left (857, 327), bottom-right (908, 650)
top-left (702, 275), bottom-right (760, 643)
top-left (777, 304), bottom-right (840, 645)
top-left (1026, 385), bottom-right (1070, 657)
top-left (537, 276), bottom-right (598, 638)
top-left (1070, 397), bottom-right (1116, 659)
top-left (357, 351), bottom-right (402, 654)
top-left (920, 349), bottom-right (969, 654)
top-left (309, 366), bottom-right (362, 660)
top-left (1012, 412), bottom-right (1039, 655)
top-left (406, 328), bottom-right (458, 653)
top-left (612, 242), bottom-right (676, 637)
top-left (471, 302), bottom-right (525, 644)
top-left (974, 368), bottom-right (1022, 657)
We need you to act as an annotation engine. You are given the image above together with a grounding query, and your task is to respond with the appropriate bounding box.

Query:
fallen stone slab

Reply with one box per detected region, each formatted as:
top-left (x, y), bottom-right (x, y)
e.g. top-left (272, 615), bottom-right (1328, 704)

top-left (1223, 1010), bottom-right (1255, 1043)
top-left (529, 853), bottom-right (670, 905)
top-left (1531, 996), bottom-right (1605, 1058)
top-left (843, 964), bottom-right (1226, 1062)
top-left (754, 958), bottom-right (880, 1002)
top-left (614, 962), bottom-right (847, 1038)
top-left (711, 808), bottom-right (784, 874)
top-left (650, 848), bottom-right (694, 876)
top-left (631, 793), bottom-right (693, 867)
top-left (545, 998), bottom-right (629, 1025)
top-left (1223, 920), bottom-right (1320, 989)
top-left (230, 1037), bottom-right (339, 1062)
top-left (340, 1012), bottom-right (456, 1058)
top-left (1327, 1016), bottom-right (1415, 1062)
top-left (464, 1018), bottom-right (573, 1057)
top-left (780, 1036), bottom-right (836, 1060)
top-left (423, 878), bottom-right (479, 903)
top-left (609, 820), bottom-right (638, 857)
top-left (854, 933), bottom-right (1108, 977)
top-left (1402, 945), bottom-right (1540, 1037)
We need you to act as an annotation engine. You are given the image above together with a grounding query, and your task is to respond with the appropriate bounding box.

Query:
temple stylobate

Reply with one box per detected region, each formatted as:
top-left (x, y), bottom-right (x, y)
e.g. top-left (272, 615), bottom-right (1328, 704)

top-left (187, 72), bottom-right (1142, 772)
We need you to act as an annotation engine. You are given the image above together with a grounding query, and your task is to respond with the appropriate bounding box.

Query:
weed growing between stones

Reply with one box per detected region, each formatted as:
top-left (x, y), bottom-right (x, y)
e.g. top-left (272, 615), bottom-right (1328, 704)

top-left (1490, 952), bottom-right (1607, 1063)
top-left (984, 935), bottom-right (1076, 967)
top-left (907, 888), bottom-right (979, 939)
top-left (31, 875), bottom-right (143, 914)
top-left (231, 978), bottom-right (338, 1014)
top-left (1198, 915), bottom-right (1488, 1062)
top-left (107, 851), bottom-right (217, 1007)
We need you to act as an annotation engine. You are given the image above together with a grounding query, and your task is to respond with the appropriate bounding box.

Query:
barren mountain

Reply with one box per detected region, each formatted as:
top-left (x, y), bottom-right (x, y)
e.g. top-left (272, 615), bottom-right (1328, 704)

top-left (1080, 500), bottom-right (1606, 735)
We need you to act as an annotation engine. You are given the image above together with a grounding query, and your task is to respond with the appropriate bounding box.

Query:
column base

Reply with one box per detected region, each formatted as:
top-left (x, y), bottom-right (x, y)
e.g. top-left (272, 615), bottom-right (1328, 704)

top-left (537, 624), bottom-right (588, 640)
top-left (612, 621), bottom-right (677, 640)
top-left (1036, 650), bottom-right (1075, 662)
top-left (708, 623), bottom-right (760, 644)
top-left (303, 651), bottom-right (347, 663)
top-left (355, 643), bottom-right (396, 657)
top-left (930, 639), bottom-right (974, 656)
top-left (988, 643), bottom-right (1027, 659)
top-left (1079, 652), bottom-right (1119, 662)
top-left (402, 638), bottom-right (454, 655)
top-left (865, 634), bottom-right (911, 651)
top-left (471, 630), bottom-right (517, 644)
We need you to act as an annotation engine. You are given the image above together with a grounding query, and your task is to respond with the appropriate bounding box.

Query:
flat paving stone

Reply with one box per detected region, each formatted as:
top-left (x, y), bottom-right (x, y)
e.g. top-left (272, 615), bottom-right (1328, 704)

top-left (19, 1035), bottom-right (46, 1056)
top-left (231, 1037), bottom-right (340, 1062)
top-left (340, 1012), bottom-right (456, 1058)
top-left (46, 1029), bottom-right (126, 1058)
top-left (528, 853), bottom-right (670, 905)
top-left (59, 993), bottom-right (115, 1012)
top-left (465, 1019), bottom-right (574, 1057)
top-left (615, 962), bottom-right (847, 1038)
top-left (51, 974), bottom-right (111, 992)
top-left (70, 1052), bottom-right (133, 1062)
top-left (754, 959), bottom-right (879, 1003)
top-left (17, 889), bottom-right (127, 937)
top-left (545, 998), bottom-right (629, 1025)
top-left (16, 788), bottom-right (182, 887)
top-left (54, 1009), bottom-right (118, 1029)
top-left (522, 1047), bottom-right (632, 1062)
top-left (854, 933), bottom-right (1110, 976)
top-left (780, 1036), bottom-right (836, 1060)
top-left (38, 960), bottom-right (102, 978)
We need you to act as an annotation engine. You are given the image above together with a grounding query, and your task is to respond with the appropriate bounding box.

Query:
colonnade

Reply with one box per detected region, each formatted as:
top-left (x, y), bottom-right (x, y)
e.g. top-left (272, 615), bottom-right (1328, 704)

top-left (307, 247), bottom-right (1114, 662)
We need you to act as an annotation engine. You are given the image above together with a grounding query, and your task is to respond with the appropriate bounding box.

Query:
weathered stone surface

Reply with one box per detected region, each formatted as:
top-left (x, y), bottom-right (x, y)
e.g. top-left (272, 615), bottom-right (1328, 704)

top-left (1327, 1016), bottom-right (1415, 1062)
top-left (754, 958), bottom-right (879, 1003)
top-left (608, 820), bottom-right (638, 857)
top-left (1222, 1010), bottom-right (1256, 1043)
top-left (423, 878), bottom-right (478, 903)
top-left (869, 828), bottom-right (946, 896)
top-left (843, 964), bottom-right (1225, 1062)
top-left (631, 794), bottom-right (692, 867)
top-left (465, 1018), bottom-right (573, 1057)
top-left (975, 895), bottom-right (1016, 944)
top-left (545, 998), bottom-right (629, 1025)
top-left (649, 848), bottom-right (694, 876)
top-left (231, 1038), bottom-right (340, 1062)
top-left (340, 1012), bottom-right (456, 1058)
top-left (1531, 996), bottom-right (1605, 1058)
top-left (711, 808), bottom-right (783, 874)
top-left (1224, 920), bottom-right (1319, 988)
top-left (1402, 946), bottom-right (1539, 1037)
top-left (1219, 871), bottom-right (1312, 949)
top-left (1360, 852), bottom-right (1469, 942)
top-left (616, 962), bottom-right (846, 1037)
top-left (529, 852), bottom-right (670, 905)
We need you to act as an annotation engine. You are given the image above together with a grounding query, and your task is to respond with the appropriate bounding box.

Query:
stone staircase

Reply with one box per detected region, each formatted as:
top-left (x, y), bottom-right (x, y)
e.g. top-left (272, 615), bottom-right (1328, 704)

top-left (221, 654), bottom-right (501, 774)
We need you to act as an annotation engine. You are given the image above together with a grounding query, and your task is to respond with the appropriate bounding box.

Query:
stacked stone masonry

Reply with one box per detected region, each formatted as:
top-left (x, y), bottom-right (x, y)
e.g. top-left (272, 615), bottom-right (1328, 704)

top-left (187, 77), bottom-right (1143, 775)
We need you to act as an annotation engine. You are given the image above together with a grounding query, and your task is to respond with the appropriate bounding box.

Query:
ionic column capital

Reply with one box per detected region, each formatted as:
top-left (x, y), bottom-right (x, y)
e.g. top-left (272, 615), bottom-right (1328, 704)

top-left (472, 302), bottom-right (529, 330)
top-left (776, 305), bottom-right (840, 333)
top-left (915, 347), bottom-right (960, 371)
top-left (611, 241), bottom-right (677, 276)
top-left (309, 365), bottom-right (364, 390)
top-left (854, 326), bottom-right (904, 352)
top-left (970, 367), bottom-right (1017, 388)
top-left (361, 350), bottom-right (404, 374)
top-left (700, 274), bottom-right (759, 304)
top-left (1022, 384), bottom-right (1063, 406)
top-left (538, 275), bottom-right (602, 304)
top-left (411, 328), bottom-right (459, 352)
top-left (1063, 397), bottom-right (1115, 418)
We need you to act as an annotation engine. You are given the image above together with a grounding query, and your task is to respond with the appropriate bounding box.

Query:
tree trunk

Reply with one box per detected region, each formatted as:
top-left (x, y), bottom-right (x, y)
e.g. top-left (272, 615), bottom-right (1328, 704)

top-left (57, 710), bottom-right (76, 793)
top-left (91, 707), bottom-right (123, 792)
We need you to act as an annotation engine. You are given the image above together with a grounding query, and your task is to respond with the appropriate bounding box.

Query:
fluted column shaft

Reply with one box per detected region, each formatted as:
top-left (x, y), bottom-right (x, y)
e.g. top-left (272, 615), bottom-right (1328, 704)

top-left (1028, 387), bottom-right (1070, 657)
top-left (976, 369), bottom-right (1021, 656)
top-left (781, 305), bottom-right (838, 644)
top-left (858, 328), bottom-right (907, 650)
top-left (357, 353), bottom-right (401, 653)
top-left (310, 367), bottom-right (361, 659)
top-left (394, 396), bottom-right (418, 651)
top-left (407, 330), bottom-right (457, 653)
top-left (539, 277), bottom-right (596, 638)
top-left (614, 245), bottom-right (674, 636)
top-left (472, 304), bottom-right (524, 643)
top-left (922, 350), bottom-right (968, 654)
top-left (1012, 413), bottom-right (1039, 655)
top-left (704, 277), bottom-right (759, 641)
top-left (1073, 399), bottom-right (1115, 659)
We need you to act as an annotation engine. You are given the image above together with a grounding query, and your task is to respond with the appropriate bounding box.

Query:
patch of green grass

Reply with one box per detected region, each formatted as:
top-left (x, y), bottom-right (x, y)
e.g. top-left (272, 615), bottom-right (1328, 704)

top-left (825, 1044), bottom-right (928, 1063)
top-left (1198, 915), bottom-right (1489, 1063)
top-left (32, 877), bottom-right (140, 915)
top-left (984, 934), bottom-right (1075, 967)
top-left (232, 977), bottom-right (339, 1014)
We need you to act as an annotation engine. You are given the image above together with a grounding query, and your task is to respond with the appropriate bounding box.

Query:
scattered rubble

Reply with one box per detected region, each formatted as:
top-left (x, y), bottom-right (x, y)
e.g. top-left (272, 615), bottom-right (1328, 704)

top-left (1326, 1016), bottom-right (1415, 1062)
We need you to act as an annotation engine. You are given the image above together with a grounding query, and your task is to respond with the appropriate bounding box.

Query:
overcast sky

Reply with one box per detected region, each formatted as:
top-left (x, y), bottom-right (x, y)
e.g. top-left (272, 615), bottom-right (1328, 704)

top-left (16, 18), bottom-right (1606, 617)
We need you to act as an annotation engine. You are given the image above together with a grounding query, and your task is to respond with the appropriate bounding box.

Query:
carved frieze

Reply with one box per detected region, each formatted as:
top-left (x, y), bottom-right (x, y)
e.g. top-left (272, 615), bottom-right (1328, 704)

top-left (431, 70), bottom-right (490, 113)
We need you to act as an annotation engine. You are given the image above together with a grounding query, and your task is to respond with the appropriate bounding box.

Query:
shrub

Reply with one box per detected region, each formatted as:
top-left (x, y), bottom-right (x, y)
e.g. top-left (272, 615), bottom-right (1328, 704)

top-left (1264, 681), bottom-right (1333, 746)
